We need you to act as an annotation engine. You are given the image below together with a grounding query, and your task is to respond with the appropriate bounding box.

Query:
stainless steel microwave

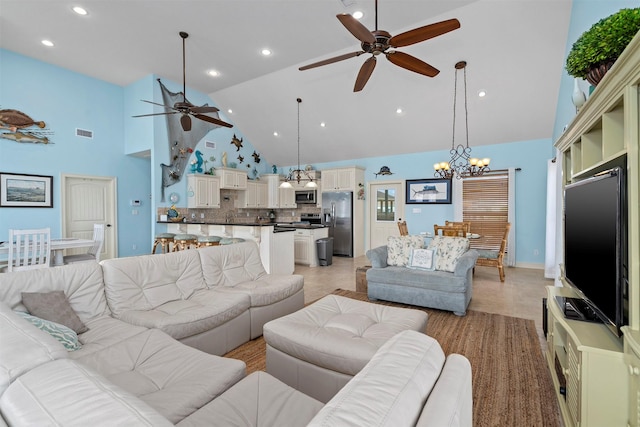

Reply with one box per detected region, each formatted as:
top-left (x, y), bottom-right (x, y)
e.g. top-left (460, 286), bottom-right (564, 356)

top-left (295, 190), bottom-right (317, 204)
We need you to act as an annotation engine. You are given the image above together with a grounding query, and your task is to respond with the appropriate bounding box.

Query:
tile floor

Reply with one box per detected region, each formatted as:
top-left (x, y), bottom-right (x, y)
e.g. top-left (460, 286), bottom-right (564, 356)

top-left (295, 255), bottom-right (554, 343)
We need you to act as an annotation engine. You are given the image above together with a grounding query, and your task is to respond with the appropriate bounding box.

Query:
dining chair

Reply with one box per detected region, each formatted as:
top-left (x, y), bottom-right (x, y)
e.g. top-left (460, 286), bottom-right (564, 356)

top-left (397, 220), bottom-right (409, 236)
top-left (445, 220), bottom-right (471, 235)
top-left (434, 224), bottom-right (466, 237)
top-left (5, 228), bottom-right (51, 272)
top-left (475, 222), bottom-right (511, 282)
top-left (63, 224), bottom-right (105, 264)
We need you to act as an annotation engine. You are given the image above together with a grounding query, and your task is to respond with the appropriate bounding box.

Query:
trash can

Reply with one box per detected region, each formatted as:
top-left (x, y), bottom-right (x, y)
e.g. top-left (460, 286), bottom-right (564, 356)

top-left (316, 237), bottom-right (333, 266)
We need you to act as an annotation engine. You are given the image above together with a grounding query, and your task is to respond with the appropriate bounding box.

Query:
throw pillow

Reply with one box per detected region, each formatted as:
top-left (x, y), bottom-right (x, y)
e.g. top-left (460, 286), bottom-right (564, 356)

top-left (387, 235), bottom-right (424, 266)
top-left (21, 291), bottom-right (88, 334)
top-left (14, 311), bottom-right (82, 351)
top-left (427, 236), bottom-right (470, 273)
top-left (407, 248), bottom-right (436, 271)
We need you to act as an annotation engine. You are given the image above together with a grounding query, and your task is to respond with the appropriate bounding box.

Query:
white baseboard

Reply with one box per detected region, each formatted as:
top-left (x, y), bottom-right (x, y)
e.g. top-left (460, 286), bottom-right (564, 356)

top-left (513, 262), bottom-right (544, 270)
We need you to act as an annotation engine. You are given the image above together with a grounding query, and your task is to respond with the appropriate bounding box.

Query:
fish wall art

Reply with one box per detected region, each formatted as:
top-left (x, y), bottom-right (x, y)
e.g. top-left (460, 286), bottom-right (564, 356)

top-left (0, 109), bottom-right (53, 144)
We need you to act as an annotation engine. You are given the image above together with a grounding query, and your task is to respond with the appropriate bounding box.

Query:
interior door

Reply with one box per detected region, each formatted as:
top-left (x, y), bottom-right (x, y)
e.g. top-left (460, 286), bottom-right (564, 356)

top-left (62, 174), bottom-right (117, 260)
top-left (368, 181), bottom-right (404, 250)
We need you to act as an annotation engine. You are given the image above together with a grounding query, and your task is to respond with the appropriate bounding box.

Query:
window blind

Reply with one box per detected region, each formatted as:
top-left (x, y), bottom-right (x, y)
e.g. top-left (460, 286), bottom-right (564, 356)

top-left (462, 173), bottom-right (508, 250)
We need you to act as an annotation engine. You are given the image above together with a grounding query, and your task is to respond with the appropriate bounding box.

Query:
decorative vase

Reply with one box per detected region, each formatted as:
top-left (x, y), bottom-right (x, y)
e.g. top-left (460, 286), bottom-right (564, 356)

top-left (586, 61), bottom-right (615, 86)
top-left (571, 78), bottom-right (586, 111)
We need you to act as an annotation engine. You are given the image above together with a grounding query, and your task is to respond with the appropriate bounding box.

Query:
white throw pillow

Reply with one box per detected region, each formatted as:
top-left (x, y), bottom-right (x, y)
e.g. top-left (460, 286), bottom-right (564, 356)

top-left (387, 235), bottom-right (424, 266)
top-left (407, 248), bottom-right (436, 271)
top-left (427, 236), bottom-right (470, 272)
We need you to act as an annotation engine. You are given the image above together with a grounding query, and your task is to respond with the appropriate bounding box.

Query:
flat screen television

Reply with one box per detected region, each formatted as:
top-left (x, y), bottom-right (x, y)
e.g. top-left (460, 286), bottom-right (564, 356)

top-left (563, 167), bottom-right (627, 337)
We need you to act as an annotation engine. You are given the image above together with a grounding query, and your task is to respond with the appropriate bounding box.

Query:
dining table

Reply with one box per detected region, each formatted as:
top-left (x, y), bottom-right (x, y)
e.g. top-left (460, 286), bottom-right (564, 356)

top-left (0, 238), bottom-right (96, 267)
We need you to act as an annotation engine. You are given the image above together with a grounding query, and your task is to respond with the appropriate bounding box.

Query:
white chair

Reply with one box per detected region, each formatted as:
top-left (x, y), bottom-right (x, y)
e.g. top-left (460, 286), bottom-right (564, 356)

top-left (63, 224), bottom-right (105, 264)
top-left (5, 228), bottom-right (51, 272)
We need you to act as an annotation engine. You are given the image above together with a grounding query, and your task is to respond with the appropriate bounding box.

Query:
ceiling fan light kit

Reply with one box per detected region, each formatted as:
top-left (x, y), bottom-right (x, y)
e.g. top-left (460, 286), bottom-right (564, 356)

top-left (132, 32), bottom-right (233, 131)
top-left (299, 0), bottom-right (460, 92)
top-left (434, 61), bottom-right (490, 180)
top-left (280, 98), bottom-right (317, 189)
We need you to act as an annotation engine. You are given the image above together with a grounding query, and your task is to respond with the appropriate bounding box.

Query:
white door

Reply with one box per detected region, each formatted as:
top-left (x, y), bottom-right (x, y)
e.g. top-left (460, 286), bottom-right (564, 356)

top-left (62, 174), bottom-right (117, 260)
top-left (368, 181), bottom-right (404, 250)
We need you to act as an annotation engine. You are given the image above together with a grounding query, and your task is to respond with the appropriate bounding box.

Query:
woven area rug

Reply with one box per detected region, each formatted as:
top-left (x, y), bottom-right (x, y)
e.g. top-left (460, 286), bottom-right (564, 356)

top-left (224, 289), bottom-right (561, 427)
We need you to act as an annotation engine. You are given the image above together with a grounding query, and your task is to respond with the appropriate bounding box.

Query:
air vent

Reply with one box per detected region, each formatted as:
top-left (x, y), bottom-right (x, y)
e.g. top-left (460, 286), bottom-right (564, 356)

top-left (75, 128), bottom-right (93, 139)
top-left (205, 140), bottom-right (216, 149)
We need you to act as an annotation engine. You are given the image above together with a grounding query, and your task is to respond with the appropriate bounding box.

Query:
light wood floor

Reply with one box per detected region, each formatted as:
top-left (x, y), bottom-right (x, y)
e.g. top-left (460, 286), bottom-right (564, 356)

top-left (295, 255), bottom-right (554, 343)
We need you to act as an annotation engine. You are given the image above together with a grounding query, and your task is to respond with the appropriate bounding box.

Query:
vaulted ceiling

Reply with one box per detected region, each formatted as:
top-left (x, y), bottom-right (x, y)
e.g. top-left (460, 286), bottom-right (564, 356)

top-left (1, 0), bottom-right (573, 166)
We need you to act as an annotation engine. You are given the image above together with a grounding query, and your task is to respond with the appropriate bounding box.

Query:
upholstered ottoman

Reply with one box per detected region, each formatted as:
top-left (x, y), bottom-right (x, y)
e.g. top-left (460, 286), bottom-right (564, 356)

top-left (263, 294), bottom-right (428, 403)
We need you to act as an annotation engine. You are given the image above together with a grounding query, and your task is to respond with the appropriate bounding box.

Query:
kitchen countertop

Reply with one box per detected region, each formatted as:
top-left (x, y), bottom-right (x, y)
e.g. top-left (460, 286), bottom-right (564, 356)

top-left (157, 220), bottom-right (277, 226)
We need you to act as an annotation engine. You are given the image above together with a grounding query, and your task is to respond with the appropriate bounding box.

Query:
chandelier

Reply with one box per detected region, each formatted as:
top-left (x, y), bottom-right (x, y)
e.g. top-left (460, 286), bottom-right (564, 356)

top-left (434, 61), bottom-right (490, 179)
top-left (280, 98), bottom-right (317, 189)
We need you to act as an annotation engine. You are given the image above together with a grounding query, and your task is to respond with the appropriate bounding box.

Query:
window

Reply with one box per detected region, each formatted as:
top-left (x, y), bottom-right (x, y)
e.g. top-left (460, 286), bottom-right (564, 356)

top-left (462, 173), bottom-right (508, 250)
top-left (376, 189), bottom-right (396, 221)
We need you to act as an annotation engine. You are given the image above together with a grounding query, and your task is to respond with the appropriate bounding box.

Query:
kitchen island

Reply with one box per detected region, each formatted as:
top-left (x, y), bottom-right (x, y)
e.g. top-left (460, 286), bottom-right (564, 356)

top-left (158, 221), bottom-right (294, 275)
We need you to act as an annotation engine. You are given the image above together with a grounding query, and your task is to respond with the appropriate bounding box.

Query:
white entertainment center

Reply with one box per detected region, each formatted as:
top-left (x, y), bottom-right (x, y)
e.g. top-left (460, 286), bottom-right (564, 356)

top-left (552, 31), bottom-right (640, 427)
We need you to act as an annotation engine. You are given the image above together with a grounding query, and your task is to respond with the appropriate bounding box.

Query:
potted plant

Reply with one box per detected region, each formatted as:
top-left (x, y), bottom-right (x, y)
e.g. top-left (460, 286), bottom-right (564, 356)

top-left (566, 7), bottom-right (640, 86)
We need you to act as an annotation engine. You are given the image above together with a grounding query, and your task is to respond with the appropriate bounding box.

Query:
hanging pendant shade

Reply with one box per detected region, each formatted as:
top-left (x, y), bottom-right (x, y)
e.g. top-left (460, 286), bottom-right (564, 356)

top-left (280, 98), bottom-right (317, 188)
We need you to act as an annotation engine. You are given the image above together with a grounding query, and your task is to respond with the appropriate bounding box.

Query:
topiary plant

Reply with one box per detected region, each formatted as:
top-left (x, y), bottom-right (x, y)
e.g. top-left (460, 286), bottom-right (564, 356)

top-left (566, 8), bottom-right (640, 85)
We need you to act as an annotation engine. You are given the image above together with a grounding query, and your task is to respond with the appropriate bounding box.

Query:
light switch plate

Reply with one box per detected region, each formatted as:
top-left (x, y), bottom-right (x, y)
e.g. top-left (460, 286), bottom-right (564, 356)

top-left (412, 208), bottom-right (422, 213)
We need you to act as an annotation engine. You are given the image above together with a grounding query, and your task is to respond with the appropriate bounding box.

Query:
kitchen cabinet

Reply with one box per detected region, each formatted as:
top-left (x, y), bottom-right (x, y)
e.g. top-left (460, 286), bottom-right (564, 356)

top-left (263, 174), bottom-right (281, 208)
top-left (279, 185), bottom-right (297, 209)
top-left (294, 227), bottom-right (329, 267)
top-left (239, 181), bottom-right (267, 208)
top-left (218, 167), bottom-right (248, 190)
top-left (187, 174), bottom-right (220, 208)
top-left (321, 167), bottom-right (364, 192)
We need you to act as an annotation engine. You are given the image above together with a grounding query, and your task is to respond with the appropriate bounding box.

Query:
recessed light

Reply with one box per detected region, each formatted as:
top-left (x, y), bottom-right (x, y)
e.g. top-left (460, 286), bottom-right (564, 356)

top-left (353, 11), bottom-right (364, 19)
top-left (72, 6), bottom-right (88, 15)
top-left (320, 122), bottom-right (326, 127)
top-left (478, 90), bottom-right (487, 98)
top-left (396, 107), bottom-right (403, 114)
top-left (273, 131), bottom-right (279, 136)
top-left (227, 109), bottom-right (233, 114)
top-left (207, 69), bottom-right (220, 77)
top-left (261, 48), bottom-right (272, 56)
top-left (41, 40), bottom-right (54, 47)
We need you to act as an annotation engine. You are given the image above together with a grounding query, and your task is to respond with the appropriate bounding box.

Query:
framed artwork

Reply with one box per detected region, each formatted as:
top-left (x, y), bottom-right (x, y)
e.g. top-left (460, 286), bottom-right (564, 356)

top-left (0, 172), bottom-right (53, 207)
top-left (405, 178), bottom-right (452, 204)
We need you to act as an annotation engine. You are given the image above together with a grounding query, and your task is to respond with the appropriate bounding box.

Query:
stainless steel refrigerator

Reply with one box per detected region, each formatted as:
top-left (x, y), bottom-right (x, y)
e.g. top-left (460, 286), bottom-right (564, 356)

top-left (322, 192), bottom-right (353, 257)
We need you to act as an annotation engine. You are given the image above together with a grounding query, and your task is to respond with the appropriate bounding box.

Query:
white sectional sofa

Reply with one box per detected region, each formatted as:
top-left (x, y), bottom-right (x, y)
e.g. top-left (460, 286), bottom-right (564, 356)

top-left (0, 241), bottom-right (473, 426)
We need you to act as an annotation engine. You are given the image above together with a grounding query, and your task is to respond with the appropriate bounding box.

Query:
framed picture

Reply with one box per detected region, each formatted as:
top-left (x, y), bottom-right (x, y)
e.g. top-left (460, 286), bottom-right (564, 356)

top-left (405, 178), bottom-right (452, 204)
top-left (0, 172), bottom-right (53, 208)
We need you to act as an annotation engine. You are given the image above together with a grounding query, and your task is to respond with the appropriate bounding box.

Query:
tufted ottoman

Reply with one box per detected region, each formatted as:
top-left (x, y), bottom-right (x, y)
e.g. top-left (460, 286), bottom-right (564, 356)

top-left (262, 294), bottom-right (428, 403)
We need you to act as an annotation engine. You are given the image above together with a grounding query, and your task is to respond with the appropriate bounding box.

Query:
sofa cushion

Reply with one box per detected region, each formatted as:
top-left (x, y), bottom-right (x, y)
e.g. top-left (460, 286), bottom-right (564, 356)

top-left (72, 328), bottom-right (246, 424)
top-left (116, 288), bottom-right (250, 340)
top-left (101, 249), bottom-right (207, 317)
top-left (177, 371), bottom-right (323, 427)
top-left (199, 241), bottom-right (267, 287)
top-left (21, 290), bottom-right (88, 334)
top-left (308, 330), bottom-right (446, 427)
top-left (0, 261), bottom-right (110, 322)
top-left (407, 248), bottom-right (437, 271)
top-left (0, 302), bottom-right (68, 395)
top-left (427, 236), bottom-right (470, 272)
top-left (14, 311), bottom-right (82, 351)
top-left (367, 266), bottom-right (468, 292)
top-left (68, 315), bottom-right (149, 359)
top-left (215, 275), bottom-right (304, 307)
top-left (0, 359), bottom-right (172, 427)
top-left (387, 235), bottom-right (424, 266)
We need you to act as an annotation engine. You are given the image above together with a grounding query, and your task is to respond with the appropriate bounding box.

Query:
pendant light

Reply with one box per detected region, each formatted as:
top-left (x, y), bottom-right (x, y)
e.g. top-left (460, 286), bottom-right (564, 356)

top-left (280, 98), bottom-right (317, 188)
top-left (434, 61), bottom-right (490, 179)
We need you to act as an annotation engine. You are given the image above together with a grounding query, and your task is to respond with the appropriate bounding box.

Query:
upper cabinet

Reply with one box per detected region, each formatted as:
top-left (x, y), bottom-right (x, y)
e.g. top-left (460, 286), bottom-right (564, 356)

top-left (321, 167), bottom-right (364, 192)
top-left (238, 180), bottom-right (268, 208)
top-left (218, 167), bottom-right (248, 190)
top-left (187, 174), bottom-right (220, 208)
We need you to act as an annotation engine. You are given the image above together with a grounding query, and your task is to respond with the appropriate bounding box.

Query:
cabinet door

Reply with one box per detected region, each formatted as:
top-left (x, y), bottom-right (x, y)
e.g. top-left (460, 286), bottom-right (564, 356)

top-left (221, 170), bottom-right (248, 189)
top-left (194, 177), bottom-right (210, 207)
top-left (294, 233), bottom-right (310, 264)
top-left (337, 169), bottom-right (354, 190)
top-left (188, 175), bottom-right (219, 208)
top-left (322, 170), bottom-right (338, 191)
top-left (207, 176), bottom-right (220, 208)
top-left (241, 181), bottom-right (258, 208)
top-left (279, 187), bottom-right (296, 208)
top-left (256, 183), bottom-right (268, 208)
top-left (235, 171), bottom-right (248, 190)
top-left (266, 176), bottom-right (280, 208)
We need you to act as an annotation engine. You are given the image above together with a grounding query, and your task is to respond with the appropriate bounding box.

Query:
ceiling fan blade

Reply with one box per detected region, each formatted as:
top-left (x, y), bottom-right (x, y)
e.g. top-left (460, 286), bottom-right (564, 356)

top-left (386, 51), bottom-right (439, 77)
top-left (193, 113), bottom-right (234, 128)
top-left (299, 51), bottom-right (365, 71)
top-left (141, 99), bottom-right (175, 110)
top-left (389, 18), bottom-right (461, 48)
top-left (354, 56), bottom-right (377, 92)
top-left (180, 114), bottom-right (192, 132)
top-left (190, 106), bottom-right (220, 114)
top-left (337, 14), bottom-right (375, 44)
top-left (131, 111), bottom-right (178, 118)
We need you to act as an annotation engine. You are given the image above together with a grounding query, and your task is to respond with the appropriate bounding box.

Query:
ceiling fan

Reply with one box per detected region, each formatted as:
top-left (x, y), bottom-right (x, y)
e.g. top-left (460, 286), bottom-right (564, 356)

top-left (299, 0), bottom-right (460, 92)
top-left (133, 31), bottom-right (233, 131)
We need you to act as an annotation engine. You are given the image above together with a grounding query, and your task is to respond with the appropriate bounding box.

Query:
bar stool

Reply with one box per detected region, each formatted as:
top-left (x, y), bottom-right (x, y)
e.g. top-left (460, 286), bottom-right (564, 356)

top-left (219, 237), bottom-right (246, 245)
top-left (197, 235), bottom-right (222, 248)
top-left (152, 233), bottom-right (175, 254)
top-left (172, 234), bottom-right (198, 251)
